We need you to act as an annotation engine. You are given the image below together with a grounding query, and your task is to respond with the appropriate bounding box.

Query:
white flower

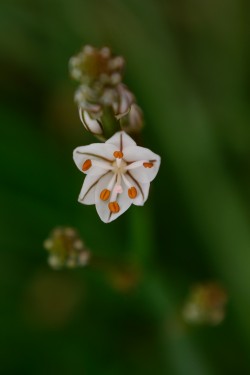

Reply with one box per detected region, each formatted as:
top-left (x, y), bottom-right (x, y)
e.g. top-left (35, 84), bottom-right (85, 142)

top-left (73, 131), bottom-right (161, 223)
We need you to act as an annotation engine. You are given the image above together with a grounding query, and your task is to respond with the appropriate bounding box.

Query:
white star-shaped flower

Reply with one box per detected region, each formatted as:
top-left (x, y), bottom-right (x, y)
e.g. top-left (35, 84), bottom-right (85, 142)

top-left (73, 131), bottom-right (161, 223)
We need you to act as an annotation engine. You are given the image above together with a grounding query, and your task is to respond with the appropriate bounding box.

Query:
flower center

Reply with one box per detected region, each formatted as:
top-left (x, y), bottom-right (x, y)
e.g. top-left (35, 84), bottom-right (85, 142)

top-left (112, 158), bottom-right (127, 174)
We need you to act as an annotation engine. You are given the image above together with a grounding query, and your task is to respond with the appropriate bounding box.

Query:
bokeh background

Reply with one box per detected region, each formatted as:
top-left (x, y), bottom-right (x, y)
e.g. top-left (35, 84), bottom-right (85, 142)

top-left (1, 0), bottom-right (250, 374)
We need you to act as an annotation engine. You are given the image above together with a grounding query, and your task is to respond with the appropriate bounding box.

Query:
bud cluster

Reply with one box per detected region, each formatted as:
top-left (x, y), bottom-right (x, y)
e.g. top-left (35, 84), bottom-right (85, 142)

top-left (44, 227), bottom-right (90, 269)
top-left (69, 45), bottom-right (143, 137)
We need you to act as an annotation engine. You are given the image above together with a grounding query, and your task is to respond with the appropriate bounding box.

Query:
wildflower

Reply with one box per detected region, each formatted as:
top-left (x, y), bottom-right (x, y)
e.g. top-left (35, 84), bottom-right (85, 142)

top-left (73, 131), bottom-right (161, 223)
top-left (44, 227), bottom-right (90, 269)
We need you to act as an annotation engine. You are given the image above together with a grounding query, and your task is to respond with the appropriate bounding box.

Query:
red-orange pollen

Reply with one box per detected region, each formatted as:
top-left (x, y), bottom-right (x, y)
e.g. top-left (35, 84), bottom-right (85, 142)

top-left (113, 150), bottom-right (123, 159)
top-left (82, 159), bottom-right (92, 171)
top-left (100, 189), bottom-right (110, 201)
top-left (108, 201), bottom-right (120, 213)
top-left (143, 162), bottom-right (153, 168)
top-left (128, 187), bottom-right (137, 199)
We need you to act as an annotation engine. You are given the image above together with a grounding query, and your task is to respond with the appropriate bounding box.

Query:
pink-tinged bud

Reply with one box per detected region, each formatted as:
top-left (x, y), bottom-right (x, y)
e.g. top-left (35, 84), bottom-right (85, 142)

top-left (114, 84), bottom-right (135, 119)
top-left (120, 104), bottom-right (144, 133)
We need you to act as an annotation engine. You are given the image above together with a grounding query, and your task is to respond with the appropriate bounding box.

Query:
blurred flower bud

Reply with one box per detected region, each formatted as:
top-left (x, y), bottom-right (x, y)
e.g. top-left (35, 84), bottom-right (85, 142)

top-left (182, 282), bottom-right (228, 326)
top-left (75, 85), bottom-right (102, 114)
top-left (44, 227), bottom-right (90, 269)
top-left (120, 103), bottom-right (144, 133)
top-left (69, 45), bottom-right (124, 85)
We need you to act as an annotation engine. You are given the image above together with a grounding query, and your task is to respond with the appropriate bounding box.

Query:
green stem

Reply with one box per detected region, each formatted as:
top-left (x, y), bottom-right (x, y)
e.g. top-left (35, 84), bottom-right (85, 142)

top-left (101, 106), bottom-right (121, 139)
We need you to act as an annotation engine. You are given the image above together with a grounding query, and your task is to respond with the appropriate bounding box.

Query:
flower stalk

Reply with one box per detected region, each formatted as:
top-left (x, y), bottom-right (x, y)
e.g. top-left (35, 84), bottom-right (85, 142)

top-left (69, 46), bottom-right (161, 223)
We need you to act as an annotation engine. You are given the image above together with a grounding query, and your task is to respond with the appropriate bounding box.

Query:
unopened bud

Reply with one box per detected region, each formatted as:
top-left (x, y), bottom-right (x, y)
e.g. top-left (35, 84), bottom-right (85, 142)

top-left (79, 108), bottom-right (103, 135)
top-left (120, 103), bottom-right (144, 133)
top-left (114, 84), bottom-right (134, 119)
top-left (100, 46), bottom-right (111, 58)
top-left (108, 56), bottom-right (125, 71)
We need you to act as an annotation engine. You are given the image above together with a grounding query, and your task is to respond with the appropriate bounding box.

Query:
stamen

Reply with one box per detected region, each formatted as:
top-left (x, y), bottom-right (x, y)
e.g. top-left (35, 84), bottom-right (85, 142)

top-left (143, 162), bottom-right (154, 168)
top-left (126, 160), bottom-right (149, 170)
top-left (82, 159), bottom-right (92, 171)
top-left (113, 151), bottom-right (123, 159)
top-left (128, 187), bottom-right (137, 199)
top-left (108, 201), bottom-right (120, 213)
top-left (107, 174), bottom-right (117, 190)
top-left (100, 189), bottom-right (110, 201)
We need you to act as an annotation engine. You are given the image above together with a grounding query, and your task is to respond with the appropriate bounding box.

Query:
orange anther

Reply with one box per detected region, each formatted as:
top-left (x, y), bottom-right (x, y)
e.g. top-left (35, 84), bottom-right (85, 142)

top-left (128, 187), bottom-right (137, 199)
top-left (108, 201), bottom-right (120, 213)
top-left (113, 151), bottom-right (123, 159)
top-left (143, 162), bottom-right (153, 168)
top-left (100, 189), bottom-right (110, 201)
top-left (82, 159), bottom-right (92, 171)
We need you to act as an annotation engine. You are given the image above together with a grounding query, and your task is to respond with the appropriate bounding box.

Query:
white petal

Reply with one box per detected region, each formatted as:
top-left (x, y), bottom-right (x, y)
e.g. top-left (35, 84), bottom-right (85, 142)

top-left (73, 143), bottom-right (116, 175)
top-left (124, 146), bottom-right (161, 183)
top-left (106, 131), bottom-right (136, 150)
top-left (78, 172), bottom-right (111, 205)
top-left (123, 146), bottom-right (159, 163)
top-left (128, 165), bottom-right (159, 183)
top-left (95, 174), bottom-right (132, 223)
top-left (125, 174), bottom-right (150, 206)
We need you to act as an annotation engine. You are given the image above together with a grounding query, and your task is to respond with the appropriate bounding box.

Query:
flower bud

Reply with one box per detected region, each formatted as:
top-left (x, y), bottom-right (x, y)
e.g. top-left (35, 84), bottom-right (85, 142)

top-left (79, 108), bottom-right (103, 135)
top-left (69, 45), bottom-right (124, 85)
top-left (120, 103), bottom-right (144, 133)
top-left (113, 84), bottom-right (135, 119)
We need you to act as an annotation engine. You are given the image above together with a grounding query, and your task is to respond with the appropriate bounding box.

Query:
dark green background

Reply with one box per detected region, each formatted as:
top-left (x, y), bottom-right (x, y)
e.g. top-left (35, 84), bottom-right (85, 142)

top-left (1, 0), bottom-right (250, 374)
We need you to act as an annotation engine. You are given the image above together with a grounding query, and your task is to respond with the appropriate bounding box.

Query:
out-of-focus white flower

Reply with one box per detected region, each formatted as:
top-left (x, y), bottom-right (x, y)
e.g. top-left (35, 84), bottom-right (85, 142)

top-left (73, 131), bottom-right (161, 223)
top-left (44, 227), bottom-right (90, 269)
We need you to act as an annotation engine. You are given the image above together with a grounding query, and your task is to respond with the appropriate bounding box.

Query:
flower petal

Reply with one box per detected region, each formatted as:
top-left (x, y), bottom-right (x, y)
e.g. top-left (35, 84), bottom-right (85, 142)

top-left (95, 174), bottom-right (132, 223)
top-left (125, 174), bottom-right (150, 206)
top-left (124, 146), bottom-right (159, 163)
top-left (78, 172), bottom-right (111, 205)
top-left (73, 143), bottom-right (116, 175)
top-left (124, 146), bottom-right (160, 183)
top-left (105, 131), bottom-right (136, 150)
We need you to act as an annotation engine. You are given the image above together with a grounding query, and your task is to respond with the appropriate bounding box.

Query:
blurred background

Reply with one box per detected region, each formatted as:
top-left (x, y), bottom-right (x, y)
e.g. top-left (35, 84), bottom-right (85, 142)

top-left (1, 0), bottom-right (250, 374)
